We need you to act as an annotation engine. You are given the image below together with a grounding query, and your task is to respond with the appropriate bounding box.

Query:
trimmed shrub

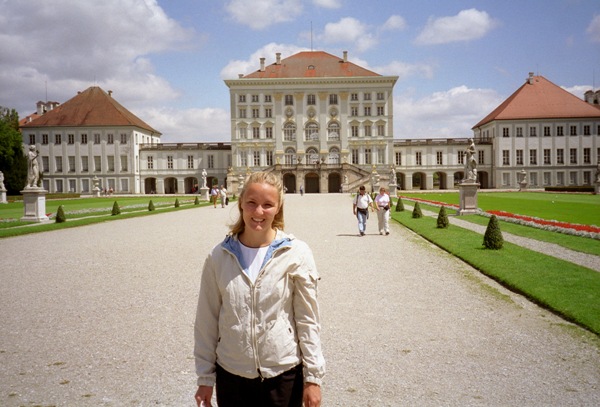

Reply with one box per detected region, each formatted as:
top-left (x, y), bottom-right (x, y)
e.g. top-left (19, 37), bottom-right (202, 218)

top-left (436, 205), bottom-right (449, 228)
top-left (194, 196), bottom-right (200, 205)
top-left (111, 201), bottom-right (121, 216)
top-left (55, 205), bottom-right (66, 223)
top-left (174, 198), bottom-right (180, 208)
top-left (395, 197), bottom-right (405, 212)
top-left (483, 215), bottom-right (504, 249)
top-left (148, 200), bottom-right (155, 211)
top-left (412, 201), bottom-right (423, 218)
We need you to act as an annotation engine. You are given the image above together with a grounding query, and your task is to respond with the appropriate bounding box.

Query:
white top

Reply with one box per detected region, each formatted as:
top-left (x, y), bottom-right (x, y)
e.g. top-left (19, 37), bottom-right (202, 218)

top-left (239, 243), bottom-right (269, 283)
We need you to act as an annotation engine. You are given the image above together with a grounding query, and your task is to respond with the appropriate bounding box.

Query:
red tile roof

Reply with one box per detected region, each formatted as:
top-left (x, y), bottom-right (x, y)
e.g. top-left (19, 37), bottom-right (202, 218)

top-left (20, 86), bottom-right (160, 134)
top-left (243, 51), bottom-right (380, 79)
top-left (473, 75), bottom-right (600, 128)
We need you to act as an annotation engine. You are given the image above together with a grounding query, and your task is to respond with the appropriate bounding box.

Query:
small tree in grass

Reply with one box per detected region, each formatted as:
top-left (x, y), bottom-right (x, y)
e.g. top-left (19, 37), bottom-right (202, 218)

top-left (55, 205), bottom-right (66, 223)
top-left (174, 198), bottom-right (180, 208)
top-left (111, 201), bottom-right (121, 216)
top-left (148, 200), bottom-right (155, 211)
top-left (437, 205), bottom-right (449, 228)
top-left (194, 196), bottom-right (199, 205)
top-left (395, 197), bottom-right (404, 212)
top-left (412, 201), bottom-right (423, 218)
top-left (483, 215), bottom-right (503, 249)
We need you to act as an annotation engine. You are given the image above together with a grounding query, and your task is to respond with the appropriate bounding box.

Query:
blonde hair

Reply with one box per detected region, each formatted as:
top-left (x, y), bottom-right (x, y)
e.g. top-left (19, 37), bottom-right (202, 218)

top-left (229, 171), bottom-right (285, 235)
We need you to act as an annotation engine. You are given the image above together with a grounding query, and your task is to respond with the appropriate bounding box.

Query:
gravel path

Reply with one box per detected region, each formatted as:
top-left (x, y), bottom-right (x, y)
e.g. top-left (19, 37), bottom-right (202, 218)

top-left (0, 194), bottom-right (598, 406)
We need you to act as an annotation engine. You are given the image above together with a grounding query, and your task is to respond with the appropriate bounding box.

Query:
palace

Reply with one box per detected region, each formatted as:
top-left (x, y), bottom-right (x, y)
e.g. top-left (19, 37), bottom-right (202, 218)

top-left (19, 51), bottom-right (600, 194)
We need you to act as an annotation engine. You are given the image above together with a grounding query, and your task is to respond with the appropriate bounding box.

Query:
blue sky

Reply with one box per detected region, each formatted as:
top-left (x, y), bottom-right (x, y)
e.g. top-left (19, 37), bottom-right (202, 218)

top-left (1, 0), bottom-right (599, 142)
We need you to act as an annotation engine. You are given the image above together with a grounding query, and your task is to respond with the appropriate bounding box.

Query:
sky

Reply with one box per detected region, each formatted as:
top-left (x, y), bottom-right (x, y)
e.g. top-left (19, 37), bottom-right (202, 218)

top-left (1, 0), bottom-right (599, 143)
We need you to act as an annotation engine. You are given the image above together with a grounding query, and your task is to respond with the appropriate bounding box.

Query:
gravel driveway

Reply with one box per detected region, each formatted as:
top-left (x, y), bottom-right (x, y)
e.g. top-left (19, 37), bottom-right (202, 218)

top-left (0, 193), bottom-right (598, 406)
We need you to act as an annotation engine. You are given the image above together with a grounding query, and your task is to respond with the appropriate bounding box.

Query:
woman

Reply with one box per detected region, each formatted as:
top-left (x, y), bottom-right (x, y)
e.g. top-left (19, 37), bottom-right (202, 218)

top-left (374, 187), bottom-right (391, 235)
top-left (194, 171), bottom-right (325, 407)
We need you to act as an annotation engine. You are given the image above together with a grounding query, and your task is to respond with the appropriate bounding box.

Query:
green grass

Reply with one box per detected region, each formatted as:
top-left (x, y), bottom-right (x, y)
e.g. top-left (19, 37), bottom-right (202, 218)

top-left (399, 191), bottom-right (600, 226)
top-left (391, 209), bottom-right (600, 336)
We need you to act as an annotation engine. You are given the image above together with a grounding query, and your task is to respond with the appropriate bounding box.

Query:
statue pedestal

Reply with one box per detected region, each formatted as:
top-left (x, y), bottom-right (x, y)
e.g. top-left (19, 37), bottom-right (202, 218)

top-left (93, 187), bottom-right (101, 198)
top-left (389, 183), bottom-right (397, 198)
top-left (200, 187), bottom-right (209, 201)
top-left (20, 187), bottom-right (50, 222)
top-left (595, 182), bottom-right (600, 195)
top-left (0, 188), bottom-right (7, 204)
top-left (457, 182), bottom-right (480, 216)
top-left (519, 181), bottom-right (528, 191)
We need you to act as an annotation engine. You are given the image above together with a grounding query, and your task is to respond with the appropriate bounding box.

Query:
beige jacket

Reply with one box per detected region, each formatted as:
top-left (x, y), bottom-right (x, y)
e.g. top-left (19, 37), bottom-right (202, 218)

top-left (194, 230), bottom-right (325, 387)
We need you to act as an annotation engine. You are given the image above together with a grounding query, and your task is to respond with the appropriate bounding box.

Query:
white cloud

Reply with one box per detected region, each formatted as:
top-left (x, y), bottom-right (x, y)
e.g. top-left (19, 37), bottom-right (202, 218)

top-left (320, 17), bottom-right (377, 52)
top-left (382, 15), bottom-right (407, 31)
top-left (562, 85), bottom-right (593, 99)
top-left (142, 107), bottom-right (231, 142)
top-left (312, 0), bottom-right (341, 8)
top-left (224, 0), bottom-right (303, 30)
top-left (220, 43), bottom-right (310, 79)
top-left (374, 61), bottom-right (434, 80)
top-left (415, 9), bottom-right (498, 45)
top-left (394, 86), bottom-right (503, 138)
top-left (586, 15), bottom-right (600, 42)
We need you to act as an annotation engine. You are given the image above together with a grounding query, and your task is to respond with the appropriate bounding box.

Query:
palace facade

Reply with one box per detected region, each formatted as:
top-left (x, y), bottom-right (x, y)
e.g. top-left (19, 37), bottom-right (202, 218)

top-left (19, 51), bottom-right (600, 195)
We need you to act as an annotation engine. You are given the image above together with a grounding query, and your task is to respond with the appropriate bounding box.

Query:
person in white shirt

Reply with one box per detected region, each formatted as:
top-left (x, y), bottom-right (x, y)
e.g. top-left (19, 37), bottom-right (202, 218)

top-left (374, 187), bottom-right (391, 235)
top-left (219, 185), bottom-right (227, 208)
top-left (352, 185), bottom-right (375, 236)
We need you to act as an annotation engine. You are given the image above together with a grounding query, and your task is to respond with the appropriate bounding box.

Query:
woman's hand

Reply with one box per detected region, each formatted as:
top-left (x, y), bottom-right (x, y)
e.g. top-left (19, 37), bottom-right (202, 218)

top-left (195, 385), bottom-right (213, 407)
top-left (303, 383), bottom-right (322, 407)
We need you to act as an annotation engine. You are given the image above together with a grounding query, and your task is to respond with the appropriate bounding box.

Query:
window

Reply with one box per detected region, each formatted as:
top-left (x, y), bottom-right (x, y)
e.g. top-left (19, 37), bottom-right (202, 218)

top-left (377, 148), bottom-right (385, 164)
top-left (364, 106), bottom-right (371, 116)
top-left (68, 156), bottom-right (75, 172)
top-left (29, 134), bottom-right (36, 144)
top-left (584, 125), bottom-right (590, 135)
top-left (478, 150), bottom-right (484, 164)
top-left (377, 124), bottom-right (385, 137)
top-left (167, 156), bottom-right (173, 169)
top-left (239, 127), bottom-right (247, 139)
top-left (81, 179), bottom-right (89, 193)
top-left (55, 156), bottom-right (63, 172)
top-left (42, 156), bottom-right (49, 173)
top-left (363, 93), bottom-right (371, 101)
top-left (584, 148), bottom-right (591, 164)
top-left (557, 149), bottom-right (564, 164)
top-left (502, 128), bottom-right (509, 137)
top-left (516, 149), bottom-right (523, 165)
top-left (305, 122), bottom-right (319, 141)
top-left (283, 123), bottom-right (296, 141)
top-left (307, 94), bottom-right (316, 105)
top-left (570, 148), bottom-right (577, 164)
top-left (107, 134), bottom-right (114, 144)
top-left (351, 93), bottom-right (358, 101)
top-left (251, 94), bottom-right (259, 103)
top-left (364, 124), bottom-right (371, 137)
top-left (264, 95), bottom-right (271, 103)
top-left (395, 151), bottom-right (402, 166)
top-left (365, 148), bottom-right (372, 165)
top-left (42, 134), bottom-right (48, 144)
top-left (66, 134), bottom-right (74, 144)
top-left (569, 171), bottom-right (577, 185)
top-left (570, 125), bottom-right (577, 136)
top-left (266, 150), bottom-right (273, 166)
top-left (502, 150), bottom-right (510, 165)
top-left (502, 173), bottom-right (510, 186)
top-left (327, 122), bottom-right (340, 140)
top-left (584, 171), bottom-right (591, 185)
top-left (529, 149), bottom-right (537, 165)
top-left (516, 127), bottom-right (523, 137)
top-left (284, 148), bottom-right (296, 165)
top-left (208, 155), bottom-right (214, 169)
top-left (81, 156), bottom-right (88, 172)
top-left (529, 127), bottom-right (536, 137)
top-left (121, 133), bottom-right (127, 144)
top-left (239, 108), bottom-right (246, 118)
top-left (377, 92), bottom-right (384, 100)
top-left (557, 126), bottom-right (564, 136)
top-left (377, 106), bottom-right (384, 116)
top-left (240, 153), bottom-right (247, 167)
top-left (55, 134), bottom-right (62, 144)
top-left (94, 134), bottom-right (100, 144)
top-left (147, 156), bottom-right (153, 169)
top-left (415, 152), bottom-right (422, 166)
top-left (557, 172), bottom-right (564, 185)
top-left (265, 108), bottom-right (272, 118)
top-left (107, 155), bottom-right (114, 172)
top-left (81, 134), bottom-right (87, 144)
top-left (253, 127), bottom-right (260, 139)
top-left (120, 156), bottom-right (127, 172)
top-left (543, 172), bottom-right (551, 185)
top-left (187, 155), bottom-right (194, 169)
top-left (265, 126), bottom-right (273, 139)
top-left (285, 95), bottom-right (293, 105)
top-left (436, 151), bottom-right (443, 165)
top-left (543, 149), bottom-right (551, 164)
top-left (543, 126), bottom-right (551, 137)
top-left (239, 94), bottom-right (246, 103)
top-left (351, 125), bottom-right (359, 138)
top-left (329, 94), bottom-right (338, 105)
top-left (253, 151), bottom-right (260, 166)
top-left (458, 151), bottom-right (465, 164)
top-left (352, 149), bottom-right (359, 164)
top-left (351, 107), bottom-right (358, 116)
top-left (252, 108), bottom-right (259, 119)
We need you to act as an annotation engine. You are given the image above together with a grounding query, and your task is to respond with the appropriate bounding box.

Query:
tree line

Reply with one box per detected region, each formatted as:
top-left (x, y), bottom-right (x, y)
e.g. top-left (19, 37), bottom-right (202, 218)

top-left (0, 106), bottom-right (28, 195)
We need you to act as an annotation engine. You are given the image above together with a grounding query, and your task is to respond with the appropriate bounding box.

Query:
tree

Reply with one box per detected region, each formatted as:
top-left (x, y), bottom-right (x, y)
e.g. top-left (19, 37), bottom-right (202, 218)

top-left (412, 202), bottom-right (423, 218)
top-left (174, 198), bottom-right (180, 208)
top-left (148, 200), bottom-right (155, 211)
top-left (0, 107), bottom-right (27, 194)
top-left (194, 196), bottom-right (200, 205)
top-left (483, 215), bottom-right (503, 249)
top-left (111, 201), bottom-right (121, 216)
top-left (55, 205), bottom-right (66, 223)
top-left (437, 206), bottom-right (449, 228)
top-left (395, 197), bottom-right (404, 212)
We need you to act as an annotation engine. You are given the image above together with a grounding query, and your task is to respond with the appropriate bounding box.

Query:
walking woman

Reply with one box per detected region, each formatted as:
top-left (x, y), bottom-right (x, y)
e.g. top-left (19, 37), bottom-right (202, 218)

top-left (194, 171), bottom-right (325, 407)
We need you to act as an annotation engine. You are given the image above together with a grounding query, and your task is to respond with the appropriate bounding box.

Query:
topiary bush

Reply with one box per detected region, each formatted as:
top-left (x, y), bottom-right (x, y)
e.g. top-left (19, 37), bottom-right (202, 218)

top-left (412, 201), bottom-right (423, 218)
top-left (194, 196), bottom-right (199, 205)
top-left (483, 214), bottom-right (504, 249)
top-left (55, 205), bottom-right (66, 223)
top-left (395, 197), bottom-right (404, 212)
top-left (436, 205), bottom-right (449, 228)
top-left (111, 201), bottom-right (121, 216)
top-left (174, 198), bottom-right (180, 208)
top-left (148, 200), bottom-right (155, 211)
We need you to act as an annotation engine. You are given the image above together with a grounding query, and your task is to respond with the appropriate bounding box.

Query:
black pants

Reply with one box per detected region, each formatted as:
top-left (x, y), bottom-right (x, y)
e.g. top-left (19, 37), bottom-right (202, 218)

top-left (215, 364), bottom-right (303, 407)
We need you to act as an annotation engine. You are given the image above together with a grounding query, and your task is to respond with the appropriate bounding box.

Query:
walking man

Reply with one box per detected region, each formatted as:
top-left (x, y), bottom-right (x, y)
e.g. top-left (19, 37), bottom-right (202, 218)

top-left (352, 185), bottom-right (375, 236)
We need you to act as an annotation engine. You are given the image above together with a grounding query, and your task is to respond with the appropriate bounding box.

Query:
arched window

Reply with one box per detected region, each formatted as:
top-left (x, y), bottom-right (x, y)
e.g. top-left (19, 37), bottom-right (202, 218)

top-left (285, 147), bottom-right (296, 165)
top-left (329, 147), bottom-right (340, 164)
top-left (327, 122), bottom-right (340, 141)
top-left (283, 122), bottom-right (296, 141)
top-left (306, 147), bottom-right (319, 164)
top-left (304, 122), bottom-right (319, 141)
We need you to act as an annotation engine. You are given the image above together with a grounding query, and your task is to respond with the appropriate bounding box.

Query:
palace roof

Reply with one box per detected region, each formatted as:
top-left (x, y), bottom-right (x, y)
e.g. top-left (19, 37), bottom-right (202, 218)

top-left (243, 51), bottom-right (381, 79)
top-left (20, 86), bottom-right (160, 134)
top-left (473, 74), bottom-right (600, 128)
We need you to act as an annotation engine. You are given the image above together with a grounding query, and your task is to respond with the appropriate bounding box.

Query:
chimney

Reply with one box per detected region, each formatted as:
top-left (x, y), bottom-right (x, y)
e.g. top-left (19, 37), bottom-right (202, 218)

top-left (108, 90), bottom-right (113, 97)
top-left (527, 72), bottom-right (534, 85)
top-left (260, 57), bottom-right (265, 72)
top-left (276, 53), bottom-right (281, 64)
top-left (343, 51), bottom-right (348, 62)
top-left (238, 74), bottom-right (244, 78)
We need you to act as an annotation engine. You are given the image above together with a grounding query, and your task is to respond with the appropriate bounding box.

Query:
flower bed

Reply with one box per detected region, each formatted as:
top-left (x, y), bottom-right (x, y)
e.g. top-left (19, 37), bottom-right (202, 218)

top-left (399, 196), bottom-right (600, 240)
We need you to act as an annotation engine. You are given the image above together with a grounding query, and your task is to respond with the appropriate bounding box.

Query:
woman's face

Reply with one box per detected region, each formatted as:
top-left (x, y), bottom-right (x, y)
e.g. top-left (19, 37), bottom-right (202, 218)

top-left (240, 182), bottom-right (280, 234)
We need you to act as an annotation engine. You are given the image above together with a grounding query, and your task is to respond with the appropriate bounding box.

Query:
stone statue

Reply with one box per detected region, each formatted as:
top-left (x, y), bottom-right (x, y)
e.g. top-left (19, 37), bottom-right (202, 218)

top-left (463, 139), bottom-right (477, 182)
top-left (201, 168), bottom-right (207, 189)
top-left (389, 166), bottom-right (396, 185)
top-left (595, 164), bottom-right (600, 183)
top-left (344, 174), bottom-right (348, 185)
top-left (26, 145), bottom-right (40, 188)
top-left (0, 171), bottom-right (5, 190)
